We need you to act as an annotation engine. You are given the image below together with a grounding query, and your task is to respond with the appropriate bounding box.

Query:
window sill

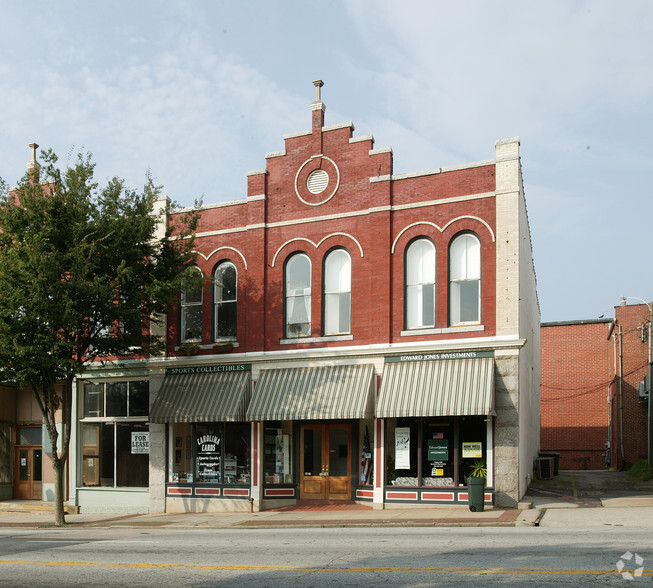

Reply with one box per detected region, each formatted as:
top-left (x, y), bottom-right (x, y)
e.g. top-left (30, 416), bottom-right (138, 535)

top-left (401, 325), bottom-right (484, 336)
top-left (174, 343), bottom-right (239, 351)
top-left (280, 334), bottom-right (354, 345)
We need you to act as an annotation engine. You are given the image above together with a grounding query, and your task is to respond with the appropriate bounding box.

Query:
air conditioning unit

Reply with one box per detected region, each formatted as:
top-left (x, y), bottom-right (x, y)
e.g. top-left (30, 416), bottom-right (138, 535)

top-left (536, 456), bottom-right (555, 480)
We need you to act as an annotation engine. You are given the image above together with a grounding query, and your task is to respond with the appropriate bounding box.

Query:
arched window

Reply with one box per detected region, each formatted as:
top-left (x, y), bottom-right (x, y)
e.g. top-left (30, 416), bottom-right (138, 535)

top-left (405, 238), bottom-right (436, 330)
top-left (449, 233), bottom-right (481, 325)
top-left (180, 266), bottom-right (203, 343)
top-left (285, 253), bottom-right (311, 338)
top-left (214, 261), bottom-right (237, 339)
top-left (323, 248), bottom-right (351, 335)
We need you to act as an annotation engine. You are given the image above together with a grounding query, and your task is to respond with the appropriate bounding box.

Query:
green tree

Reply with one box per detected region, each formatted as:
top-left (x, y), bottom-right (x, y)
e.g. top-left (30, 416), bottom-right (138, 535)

top-left (0, 150), bottom-right (198, 525)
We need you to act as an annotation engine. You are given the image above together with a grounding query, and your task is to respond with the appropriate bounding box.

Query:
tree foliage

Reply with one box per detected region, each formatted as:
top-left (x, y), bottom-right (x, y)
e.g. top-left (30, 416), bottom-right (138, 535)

top-left (0, 149), bottom-right (198, 524)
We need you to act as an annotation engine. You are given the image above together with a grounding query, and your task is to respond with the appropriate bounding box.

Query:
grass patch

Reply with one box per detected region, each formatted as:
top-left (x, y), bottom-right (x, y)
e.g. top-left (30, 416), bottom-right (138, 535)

top-left (629, 460), bottom-right (652, 481)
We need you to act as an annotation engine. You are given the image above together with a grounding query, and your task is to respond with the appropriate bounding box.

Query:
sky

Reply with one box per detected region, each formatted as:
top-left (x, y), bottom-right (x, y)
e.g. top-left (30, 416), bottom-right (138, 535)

top-left (1, 0), bottom-right (652, 323)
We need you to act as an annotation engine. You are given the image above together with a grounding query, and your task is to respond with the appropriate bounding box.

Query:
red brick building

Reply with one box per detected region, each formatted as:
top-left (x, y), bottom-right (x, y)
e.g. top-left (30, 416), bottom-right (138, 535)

top-left (540, 319), bottom-right (613, 470)
top-left (541, 301), bottom-right (651, 471)
top-left (69, 81), bottom-right (540, 513)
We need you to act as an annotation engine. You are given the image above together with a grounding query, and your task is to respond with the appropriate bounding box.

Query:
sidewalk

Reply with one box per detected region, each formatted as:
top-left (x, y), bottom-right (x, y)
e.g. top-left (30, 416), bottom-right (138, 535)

top-left (2, 471), bottom-right (651, 530)
top-left (0, 502), bottom-right (535, 529)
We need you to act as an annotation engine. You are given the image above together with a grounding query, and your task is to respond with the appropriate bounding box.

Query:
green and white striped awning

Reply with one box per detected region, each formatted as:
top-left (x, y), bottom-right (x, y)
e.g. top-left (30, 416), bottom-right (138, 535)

top-left (246, 364), bottom-right (375, 421)
top-left (376, 356), bottom-right (495, 418)
top-left (149, 370), bottom-right (251, 423)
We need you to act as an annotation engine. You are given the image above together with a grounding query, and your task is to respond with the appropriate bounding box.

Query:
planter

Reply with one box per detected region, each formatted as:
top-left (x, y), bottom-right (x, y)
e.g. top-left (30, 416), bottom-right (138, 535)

top-left (467, 476), bottom-right (486, 512)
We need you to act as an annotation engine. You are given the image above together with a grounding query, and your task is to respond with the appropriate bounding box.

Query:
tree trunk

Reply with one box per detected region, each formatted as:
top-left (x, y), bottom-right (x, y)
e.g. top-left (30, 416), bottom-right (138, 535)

top-left (53, 455), bottom-right (66, 526)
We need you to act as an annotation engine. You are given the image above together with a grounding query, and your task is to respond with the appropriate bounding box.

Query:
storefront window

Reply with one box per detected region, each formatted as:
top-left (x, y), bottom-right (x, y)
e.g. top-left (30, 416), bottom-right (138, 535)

top-left (170, 422), bottom-right (251, 485)
top-left (385, 416), bottom-right (488, 487)
top-left (358, 420), bottom-right (374, 485)
top-left (421, 419), bottom-right (454, 486)
top-left (0, 426), bottom-right (11, 484)
top-left (196, 423), bottom-right (221, 483)
top-left (171, 423), bottom-right (193, 482)
top-left (385, 418), bottom-right (418, 486)
top-left (264, 421), bottom-right (293, 484)
top-left (80, 380), bottom-right (150, 488)
top-left (459, 416), bottom-right (487, 481)
top-left (224, 423), bottom-right (251, 484)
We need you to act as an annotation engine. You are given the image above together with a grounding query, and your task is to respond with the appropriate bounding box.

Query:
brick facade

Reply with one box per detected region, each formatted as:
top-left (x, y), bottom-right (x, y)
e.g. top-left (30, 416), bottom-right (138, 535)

top-left (540, 320), bottom-right (612, 470)
top-left (541, 303), bottom-right (651, 471)
top-left (69, 83), bottom-right (540, 513)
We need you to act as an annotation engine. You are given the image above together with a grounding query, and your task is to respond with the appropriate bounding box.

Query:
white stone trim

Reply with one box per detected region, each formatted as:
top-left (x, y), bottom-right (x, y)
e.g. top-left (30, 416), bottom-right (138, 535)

top-left (369, 146), bottom-right (392, 155)
top-left (280, 334), bottom-right (354, 345)
top-left (271, 232), bottom-right (364, 267)
top-left (391, 215), bottom-right (496, 253)
top-left (196, 246), bottom-right (248, 269)
top-left (246, 169), bottom-right (266, 177)
top-left (391, 159), bottom-right (495, 180)
top-left (350, 134), bottom-right (374, 144)
top-left (265, 150), bottom-right (286, 159)
top-left (400, 325), bottom-right (485, 336)
top-left (147, 335), bottom-right (527, 370)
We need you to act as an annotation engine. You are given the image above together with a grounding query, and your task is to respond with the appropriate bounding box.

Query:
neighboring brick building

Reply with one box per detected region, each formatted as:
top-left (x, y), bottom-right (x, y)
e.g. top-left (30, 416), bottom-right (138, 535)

top-left (63, 81), bottom-right (540, 513)
top-left (541, 302), bottom-right (651, 471)
top-left (609, 301), bottom-right (651, 469)
top-left (540, 319), bottom-right (613, 470)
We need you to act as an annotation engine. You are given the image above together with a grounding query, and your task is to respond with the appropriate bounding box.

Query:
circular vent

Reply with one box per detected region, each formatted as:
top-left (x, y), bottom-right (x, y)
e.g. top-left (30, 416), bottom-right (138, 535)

top-left (307, 169), bottom-right (329, 194)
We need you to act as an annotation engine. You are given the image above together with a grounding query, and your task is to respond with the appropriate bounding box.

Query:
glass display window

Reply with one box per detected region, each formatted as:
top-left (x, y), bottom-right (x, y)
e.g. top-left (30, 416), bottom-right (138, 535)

top-left (263, 421), bottom-right (293, 484)
top-left (169, 422), bottom-right (251, 485)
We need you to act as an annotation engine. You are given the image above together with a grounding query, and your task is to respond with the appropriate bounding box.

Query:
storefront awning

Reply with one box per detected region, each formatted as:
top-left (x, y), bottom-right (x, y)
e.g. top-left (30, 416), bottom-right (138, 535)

top-left (246, 364), bottom-right (375, 421)
top-left (149, 369), bottom-right (251, 423)
top-left (376, 356), bottom-right (495, 418)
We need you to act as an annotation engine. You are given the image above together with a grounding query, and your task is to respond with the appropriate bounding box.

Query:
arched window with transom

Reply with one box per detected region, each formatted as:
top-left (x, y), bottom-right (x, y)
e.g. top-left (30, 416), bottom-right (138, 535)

top-left (214, 261), bottom-right (237, 340)
top-left (449, 233), bottom-right (481, 325)
top-left (405, 238), bottom-right (436, 330)
top-left (285, 253), bottom-right (311, 338)
top-left (323, 248), bottom-right (351, 335)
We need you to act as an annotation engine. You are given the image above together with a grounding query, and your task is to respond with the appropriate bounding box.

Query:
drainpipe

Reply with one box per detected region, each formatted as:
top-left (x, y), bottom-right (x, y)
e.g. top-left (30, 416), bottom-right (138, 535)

top-left (618, 325), bottom-right (625, 470)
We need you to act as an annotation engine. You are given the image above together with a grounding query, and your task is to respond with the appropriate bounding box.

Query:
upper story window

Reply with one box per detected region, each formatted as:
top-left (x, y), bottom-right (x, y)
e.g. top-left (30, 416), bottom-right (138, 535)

top-left (405, 238), bottom-right (436, 329)
top-left (323, 248), bottom-right (351, 335)
top-left (83, 381), bottom-right (149, 418)
top-left (181, 266), bottom-right (203, 343)
top-left (214, 261), bottom-right (237, 340)
top-left (449, 233), bottom-right (481, 325)
top-left (285, 253), bottom-right (311, 338)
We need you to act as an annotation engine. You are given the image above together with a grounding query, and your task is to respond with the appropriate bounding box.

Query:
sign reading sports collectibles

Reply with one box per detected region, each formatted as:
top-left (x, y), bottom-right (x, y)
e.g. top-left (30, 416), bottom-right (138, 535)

top-left (165, 364), bottom-right (251, 375)
top-left (385, 350), bottom-right (494, 363)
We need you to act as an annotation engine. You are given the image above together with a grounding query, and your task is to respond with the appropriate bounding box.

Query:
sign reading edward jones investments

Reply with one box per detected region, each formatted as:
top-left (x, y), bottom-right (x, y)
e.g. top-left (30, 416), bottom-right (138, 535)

top-left (165, 364), bottom-right (251, 375)
top-left (385, 350), bottom-right (494, 363)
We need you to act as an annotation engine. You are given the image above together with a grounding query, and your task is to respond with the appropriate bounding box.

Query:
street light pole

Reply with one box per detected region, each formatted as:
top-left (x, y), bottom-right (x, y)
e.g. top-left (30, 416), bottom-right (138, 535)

top-left (620, 297), bottom-right (653, 470)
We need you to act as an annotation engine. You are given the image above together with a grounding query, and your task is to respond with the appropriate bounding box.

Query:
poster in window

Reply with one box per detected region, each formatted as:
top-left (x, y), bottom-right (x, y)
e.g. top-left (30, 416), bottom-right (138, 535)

top-left (196, 434), bottom-right (221, 482)
top-left (395, 427), bottom-right (410, 469)
top-left (427, 438), bottom-right (448, 461)
top-left (131, 432), bottom-right (149, 454)
top-left (462, 442), bottom-right (483, 458)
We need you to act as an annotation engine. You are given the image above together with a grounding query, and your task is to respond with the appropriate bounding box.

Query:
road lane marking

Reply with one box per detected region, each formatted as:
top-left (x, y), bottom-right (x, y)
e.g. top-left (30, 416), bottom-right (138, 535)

top-left (0, 560), bottom-right (651, 576)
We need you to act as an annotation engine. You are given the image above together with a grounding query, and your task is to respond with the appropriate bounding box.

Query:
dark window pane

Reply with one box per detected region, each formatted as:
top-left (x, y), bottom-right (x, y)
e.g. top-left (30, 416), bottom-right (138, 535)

top-left (106, 382), bottom-right (127, 417)
top-left (84, 383), bottom-right (104, 417)
top-left (116, 423), bottom-right (149, 487)
top-left (129, 381), bottom-right (149, 417)
top-left (17, 427), bottom-right (42, 446)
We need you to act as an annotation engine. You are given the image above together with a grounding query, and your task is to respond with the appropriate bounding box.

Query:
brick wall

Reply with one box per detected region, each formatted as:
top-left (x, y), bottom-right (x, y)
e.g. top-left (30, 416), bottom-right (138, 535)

top-left (166, 108), bottom-right (503, 355)
top-left (540, 320), bottom-right (613, 470)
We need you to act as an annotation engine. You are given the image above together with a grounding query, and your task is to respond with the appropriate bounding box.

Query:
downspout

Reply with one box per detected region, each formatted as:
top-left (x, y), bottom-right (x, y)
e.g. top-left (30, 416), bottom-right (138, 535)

top-left (618, 325), bottom-right (625, 470)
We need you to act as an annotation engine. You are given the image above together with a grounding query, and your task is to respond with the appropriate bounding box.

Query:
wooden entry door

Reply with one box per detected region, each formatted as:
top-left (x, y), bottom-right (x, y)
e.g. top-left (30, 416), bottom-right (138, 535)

top-left (300, 424), bottom-right (351, 500)
top-left (14, 447), bottom-right (43, 500)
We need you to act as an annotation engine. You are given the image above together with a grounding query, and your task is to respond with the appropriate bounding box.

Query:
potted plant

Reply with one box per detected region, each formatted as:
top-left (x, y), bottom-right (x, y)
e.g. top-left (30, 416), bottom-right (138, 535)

top-left (467, 459), bottom-right (487, 512)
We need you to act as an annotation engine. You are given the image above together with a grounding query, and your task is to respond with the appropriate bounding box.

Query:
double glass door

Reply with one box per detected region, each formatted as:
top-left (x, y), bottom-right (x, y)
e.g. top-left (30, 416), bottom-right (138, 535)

top-left (15, 447), bottom-right (42, 500)
top-left (300, 424), bottom-right (351, 500)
